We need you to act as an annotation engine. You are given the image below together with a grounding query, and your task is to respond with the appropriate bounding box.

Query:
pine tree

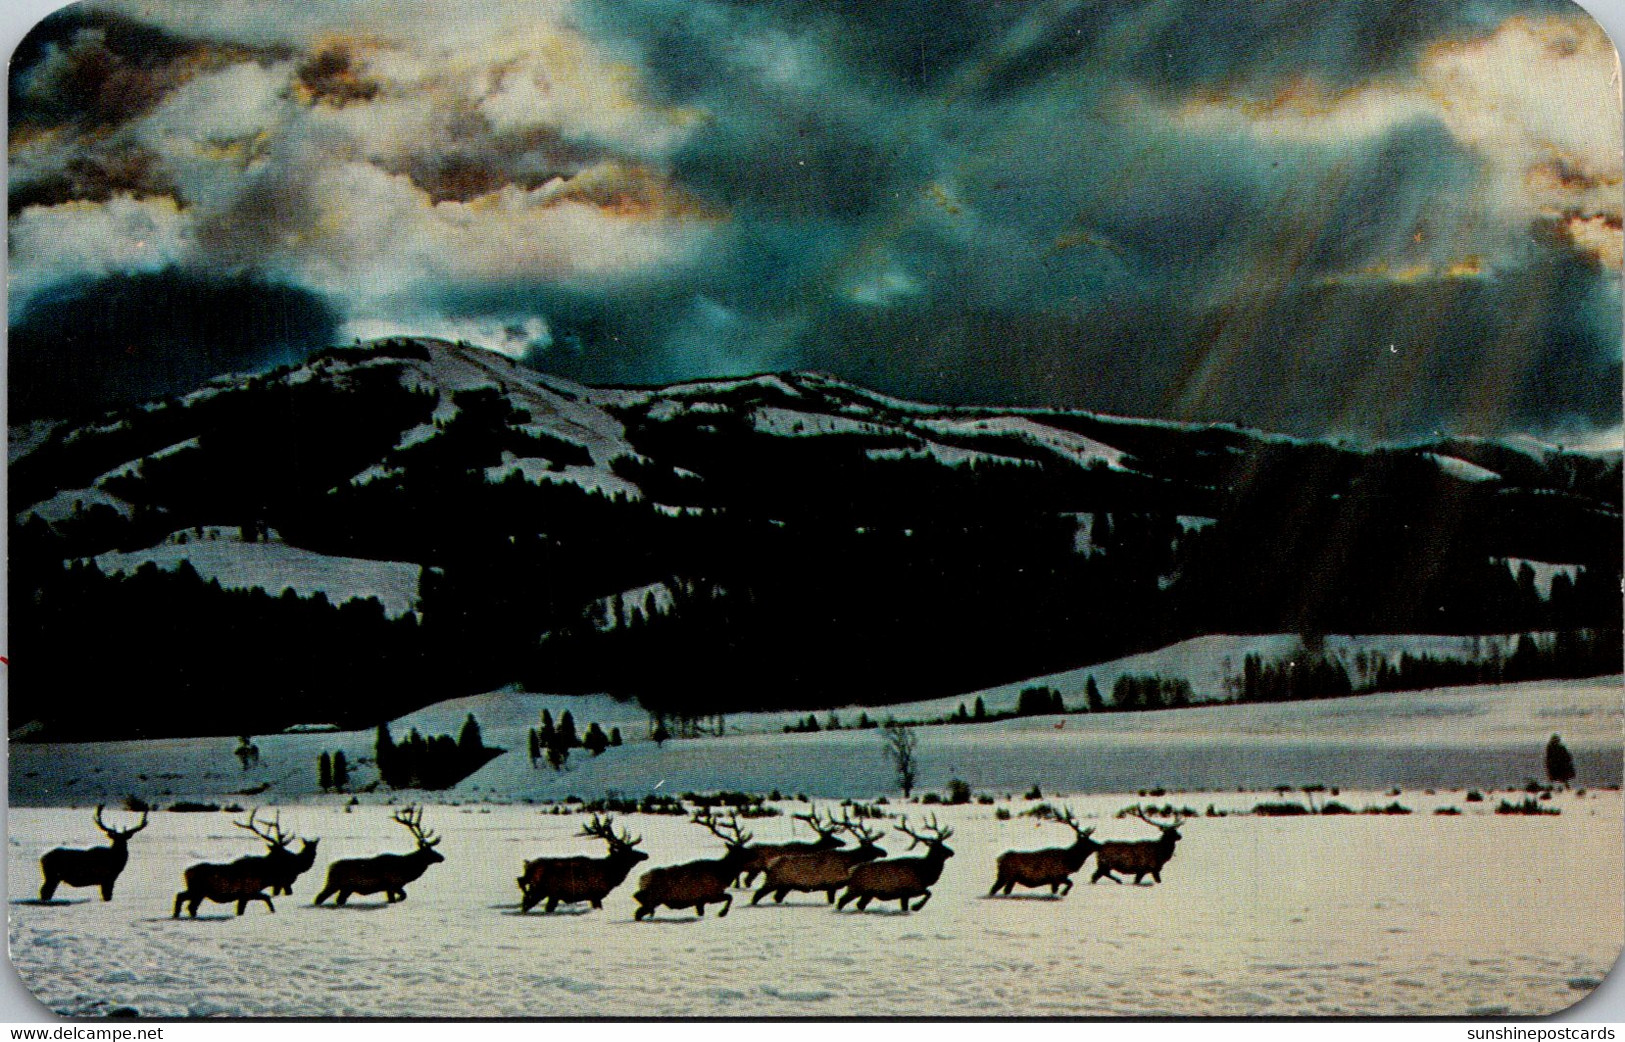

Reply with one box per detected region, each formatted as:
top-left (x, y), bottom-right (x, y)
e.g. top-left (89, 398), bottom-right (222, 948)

top-left (609, 727), bottom-right (623, 747)
top-left (1085, 677), bottom-right (1103, 713)
top-left (458, 713), bottom-right (483, 753)
top-left (375, 723), bottom-right (396, 787)
top-left (318, 751), bottom-right (332, 791)
top-left (558, 711), bottom-right (579, 748)
top-left (332, 750), bottom-right (349, 789)
top-left (528, 727), bottom-right (541, 764)
top-left (583, 722), bottom-right (609, 756)
top-left (651, 718), bottom-right (670, 747)
top-left (973, 696), bottom-right (987, 721)
top-left (539, 710), bottom-right (555, 748)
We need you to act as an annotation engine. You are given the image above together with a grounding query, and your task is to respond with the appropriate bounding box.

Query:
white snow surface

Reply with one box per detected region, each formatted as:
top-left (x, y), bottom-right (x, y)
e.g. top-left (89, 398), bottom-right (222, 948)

top-left (1497, 558), bottom-right (1584, 599)
top-left (17, 487), bottom-right (134, 524)
top-left (91, 530), bottom-right (421, 618)
top-left (7, 793), bottom-right (1619, 1017)
top-left (914, 416), bottom-right (1129, 470)
top-left (1425, 453), bottom-right (1502, 483)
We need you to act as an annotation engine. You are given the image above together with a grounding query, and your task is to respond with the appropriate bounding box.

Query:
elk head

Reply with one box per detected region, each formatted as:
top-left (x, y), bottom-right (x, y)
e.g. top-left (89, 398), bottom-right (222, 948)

top-left (1127, 806), bottom-right (1188, 843)
top-left (794, 810), bottom-right (846, 847)
top-left (1054, 807), bottom-right (1095, 843)
top-left (95, 805), bottom-right (149, 846)
top-left (838, 812), bottom-right (887, 855)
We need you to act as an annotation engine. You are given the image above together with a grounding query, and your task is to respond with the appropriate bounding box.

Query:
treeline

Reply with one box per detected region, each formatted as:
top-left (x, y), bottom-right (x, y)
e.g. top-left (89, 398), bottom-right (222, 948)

top-left (1232, 629), bottom-right (1622, 703)
top-left (374, 715), bottom-right (501, 790)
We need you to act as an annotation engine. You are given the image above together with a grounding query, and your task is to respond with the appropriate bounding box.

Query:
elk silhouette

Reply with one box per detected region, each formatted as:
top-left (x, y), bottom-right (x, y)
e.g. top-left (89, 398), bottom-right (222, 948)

top-left (1092, 806), bottom-right (1187, 885)
top-left (314, 806), bottom-right (444, 906)
top-left (518, 814), bottom-right (648, 913)
top-left (632, 809), bottom-right (754, 920)
top-left (733, 809), bottom-right (845, 888)
top-left (173, 809), bottom-right (298, 917)
top-left (836, 814), bottom-right (954, 913)
top-left (39, 806), bottom-right (148, 902)
top-left (751, 812), bottom-right (887, 906)
top-left (989, 806), bottom-right (1099, 897)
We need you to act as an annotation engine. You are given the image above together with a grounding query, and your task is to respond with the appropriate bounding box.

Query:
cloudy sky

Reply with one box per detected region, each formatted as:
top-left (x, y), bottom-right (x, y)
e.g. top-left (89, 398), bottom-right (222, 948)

top-left (7, 0), bottom-right (1622, 442)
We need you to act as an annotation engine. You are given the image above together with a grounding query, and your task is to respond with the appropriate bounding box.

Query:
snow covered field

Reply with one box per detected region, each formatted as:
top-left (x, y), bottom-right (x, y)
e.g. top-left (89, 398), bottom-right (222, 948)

top-left (7, 794), bottom-right (1620, 1017)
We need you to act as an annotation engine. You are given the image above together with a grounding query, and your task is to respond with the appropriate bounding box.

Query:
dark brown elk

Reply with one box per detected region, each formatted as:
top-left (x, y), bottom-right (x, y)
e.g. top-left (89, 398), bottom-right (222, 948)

top-left (173, 809), bottom-right (295, 917)
top-left (733, 810), bottom-right (845, 888)
top-left (1092, 807), bottom-right (1187, 885)
top-left (632, 810), bottom-right (754, 920)
top-left (751, 813), bottom-right (887, 906)
top-left (836, 815), bottom-right (954, 914)
top-left (989, 806), bottom-right (1099, 897)
top-left (314, 807), bottom-right (444, 906)
top-left (39, 806), bottom-right (148, 902)
top-left (518, 814), bottom-right (648, 913)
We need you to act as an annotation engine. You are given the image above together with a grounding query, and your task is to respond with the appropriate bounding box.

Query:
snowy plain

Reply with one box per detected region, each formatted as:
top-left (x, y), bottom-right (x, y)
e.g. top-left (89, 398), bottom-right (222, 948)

top-left (7, 793), bottom-right (1620, 1018)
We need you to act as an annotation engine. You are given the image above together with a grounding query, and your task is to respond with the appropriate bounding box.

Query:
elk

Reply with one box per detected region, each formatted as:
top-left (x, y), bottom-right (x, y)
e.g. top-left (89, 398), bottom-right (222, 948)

top-left (314, 806), bottom-right (444, 906)
top-left (1091, 806), bottom-right (1187, 885)
top-left (39, 806), bottom-right (148, 902)
top-left (518, 814), bottom-right (648, 913)
top-left (632, 810), bottom-right (754, 920)
top-left (173, 809), bottom-right (296, 917)
top-left (751, 813), bottom-right (887, 906)
top-left (734, 809), bottom-right (846, 888)
top-left (836, 814), bottom-right (954, 914)
top-left (989, 806), bottom-right (1099, 897)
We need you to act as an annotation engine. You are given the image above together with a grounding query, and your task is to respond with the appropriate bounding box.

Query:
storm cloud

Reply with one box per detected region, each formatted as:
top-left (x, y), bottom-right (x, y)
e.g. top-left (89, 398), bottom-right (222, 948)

top-left (8, 0), bottom-right (1621, 441)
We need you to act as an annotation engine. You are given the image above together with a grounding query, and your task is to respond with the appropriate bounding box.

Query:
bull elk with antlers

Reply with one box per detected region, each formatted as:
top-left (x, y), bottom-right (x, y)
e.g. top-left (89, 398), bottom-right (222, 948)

top-left (836, 814), bottom-right (954, 914)
top-left (518, 814), bottom-right (648, 914)
top-left (632, 810), bottom-right (754, 920)
top-left (314, 807), bottom-right (444, 906)
top-left (1092, 806), bottom-right (1187, 885)
top-left (733, 809), bottom-right (846, 888)
top-left (39, 806), bottom-right (148, 902)
top-left (751, 812), bottom-right (887, 906)
top-left (989, 806), bottom-right (1099, 897)
top-left (173, 809), bottom-right (300, 917)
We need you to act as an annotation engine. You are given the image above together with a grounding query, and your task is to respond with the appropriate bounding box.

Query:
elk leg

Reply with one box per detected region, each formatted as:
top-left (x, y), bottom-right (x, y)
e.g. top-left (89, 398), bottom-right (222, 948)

top-left (1151, 870), bottom-right (1162, 884)
top-left (856, 895), bottom-right (872, 911)
top-left (172, 892), bottom-right (187, 918)
top-left (314, 887), bottom-right (333, 905)
top-left (39, 877), bottom-right (58, 903)
top-left (546, 896), bottom-right (558, 914)
top-left (1049, 883), bottom-right (1060, 895)
top-left (898, 898), bottom-right (909, 914)
top-left (635, 903), bottom-right (652, 920)
top-left (591, 899), bottom-right (603, 910)
top-left (750, 886), bottom-right (770, 906)
top-left (913, 891), bottom-right (932, 912)
top-left (335, 890), bottom-right (351, 906)
top-left (1060, 879), bottom-right (1073, 896)
top-left (695, 903), bottom-right (705, 917)
top-left (835, 891), bottom-right (853, 910)
top-left (100, 881), bottom-right (116, 901)
top-left (988, 878), bottom-right (1003, 897)
top-left (717, 895), bottom-right (733, 918)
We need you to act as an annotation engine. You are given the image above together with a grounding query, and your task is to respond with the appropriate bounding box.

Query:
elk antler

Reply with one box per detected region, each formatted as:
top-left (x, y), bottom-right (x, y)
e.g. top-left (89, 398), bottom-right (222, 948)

top-left (235, 808), bottom-right (291, 850)
top-left (580, 814), bottom-right (642, 849)
top-left (692, 808), bottom-right (753, 848)
top-left (1127, 805), bottom-right (1187, 831)
top-left (96, 805), bottom-right (149, 839)
top-left (894, 813), bottom-right (954, 848)
top-left (1053, 806), bottom-right (1091, 837)
top-left (393, 806), bottom-right (441, 848)
top-left (795, 809), bottom-right (843, 838)
top-left (837, 809), bottom-right (884, 845)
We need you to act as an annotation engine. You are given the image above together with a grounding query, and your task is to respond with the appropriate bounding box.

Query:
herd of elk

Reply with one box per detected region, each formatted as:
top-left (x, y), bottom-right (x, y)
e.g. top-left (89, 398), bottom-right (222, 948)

top-left (518, 814), bottom-right (648, 913)
top-left (35, 800), bottom-right (1192, 921)
top-left (751, 813), bottom-right (887, 906)
top-left (314, 806), bottom-right (444, 906)
top-left (39, 806), bottom-right (148, 902)
top-left (632, 809), bottom-right (754, 920)
top-left (989, 807), bottom-right (1099, 897)
top-left (836, 814), bottom-right (956, 913)
top-left (1091, 807), bottom-right (1187, 885)
top-left (174, 809), bottom-right (310, 917)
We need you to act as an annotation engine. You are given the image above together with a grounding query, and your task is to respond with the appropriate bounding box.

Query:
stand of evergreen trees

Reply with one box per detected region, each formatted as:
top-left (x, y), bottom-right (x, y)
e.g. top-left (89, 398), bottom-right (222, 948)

top-left (373, 714), bottom-right (501, 790)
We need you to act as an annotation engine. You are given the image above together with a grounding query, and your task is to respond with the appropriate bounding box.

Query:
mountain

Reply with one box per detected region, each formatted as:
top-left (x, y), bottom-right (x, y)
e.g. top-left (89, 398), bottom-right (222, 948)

top-left (11, 337), bottom-right (1621, 740)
